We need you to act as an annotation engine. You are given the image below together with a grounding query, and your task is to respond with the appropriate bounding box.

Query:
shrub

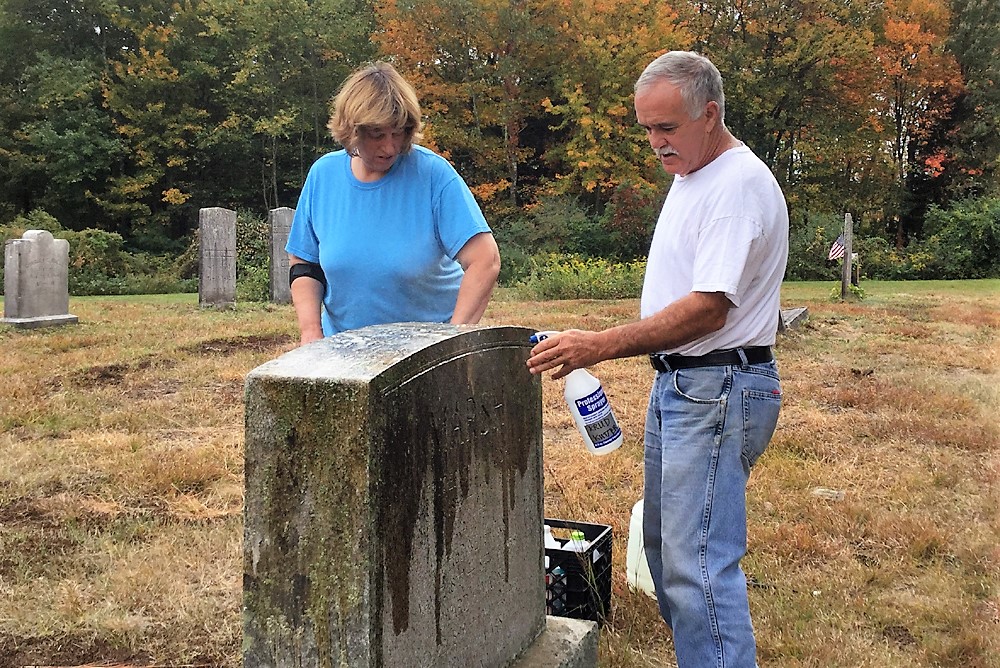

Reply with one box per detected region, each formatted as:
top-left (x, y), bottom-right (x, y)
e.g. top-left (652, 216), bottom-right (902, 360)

top-left (786, 213), bottom-right (843, 281)
top-left (923, 196), bottom-right (1000, 279)
top-left (1, 209), bottom-right (197, 296)
top-left (235, 210), bottom-right (271, 302)
top-left (493, 195), bottom-right (592, 255)
top-left (495, 240), bottom-right (534, 287)
top-left (9, 209), bottom-right (63, 233)
top-left (64, 228), bottom-right (131, 276)
top-left (600, 183), bottom-right (661, 260)
top-left (511, 253), bottom-right (645, 300)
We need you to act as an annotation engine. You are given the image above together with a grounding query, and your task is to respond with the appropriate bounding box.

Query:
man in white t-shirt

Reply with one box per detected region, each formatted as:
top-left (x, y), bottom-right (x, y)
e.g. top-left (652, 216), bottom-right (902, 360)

top-left (527, 51), bottom-right (787, 668)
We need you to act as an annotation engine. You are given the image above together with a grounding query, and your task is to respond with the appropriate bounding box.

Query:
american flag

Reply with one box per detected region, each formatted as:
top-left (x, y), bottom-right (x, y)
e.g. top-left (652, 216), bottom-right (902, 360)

top-left (828, 234), bottom-right (846, 261)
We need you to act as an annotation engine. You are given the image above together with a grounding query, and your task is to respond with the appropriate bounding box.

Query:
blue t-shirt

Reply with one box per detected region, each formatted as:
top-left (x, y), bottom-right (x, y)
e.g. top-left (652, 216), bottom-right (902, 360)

top-left (286, 146), bottom-right (491, 335)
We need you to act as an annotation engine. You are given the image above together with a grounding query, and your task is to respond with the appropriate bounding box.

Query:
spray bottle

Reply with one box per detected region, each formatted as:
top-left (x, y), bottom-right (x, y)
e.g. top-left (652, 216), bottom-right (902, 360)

top-left (530, 331), bottom-right (623, 455)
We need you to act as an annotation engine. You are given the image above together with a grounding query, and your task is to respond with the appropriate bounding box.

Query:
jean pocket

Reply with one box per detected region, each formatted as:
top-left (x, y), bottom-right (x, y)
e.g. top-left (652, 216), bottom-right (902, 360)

top-left (672, 366), bottom-right (729, 403)
top-left (741, 387), bottom-right (781, 471)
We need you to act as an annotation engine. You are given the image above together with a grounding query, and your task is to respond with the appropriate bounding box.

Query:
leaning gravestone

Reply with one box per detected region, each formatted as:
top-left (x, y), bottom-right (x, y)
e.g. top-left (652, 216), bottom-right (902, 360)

top-left (268, 207), bottom-right (293, 305)
top-left (779, 306), bottom-right (809, 331)
top-left (198, 207), bottom-right (236, 308)
top-left (243, 323), bottom-right (597, 667)
top-left (2, 230), bottom-right (78, 329)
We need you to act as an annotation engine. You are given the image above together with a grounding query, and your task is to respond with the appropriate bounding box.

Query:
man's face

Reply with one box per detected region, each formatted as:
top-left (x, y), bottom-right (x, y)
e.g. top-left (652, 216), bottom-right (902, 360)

top-left (634, 81), bottom-right (717, 176)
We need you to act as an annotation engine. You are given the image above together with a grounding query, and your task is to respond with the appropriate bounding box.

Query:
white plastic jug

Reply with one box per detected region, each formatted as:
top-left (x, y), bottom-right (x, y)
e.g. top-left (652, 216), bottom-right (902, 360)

top-left (625, 499), bottom-right (657, 599)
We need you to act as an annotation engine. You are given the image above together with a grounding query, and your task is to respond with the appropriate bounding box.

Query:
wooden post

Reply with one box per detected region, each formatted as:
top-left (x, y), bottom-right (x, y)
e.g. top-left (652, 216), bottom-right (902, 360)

top-left (840, 213), bottom-right (853, 300)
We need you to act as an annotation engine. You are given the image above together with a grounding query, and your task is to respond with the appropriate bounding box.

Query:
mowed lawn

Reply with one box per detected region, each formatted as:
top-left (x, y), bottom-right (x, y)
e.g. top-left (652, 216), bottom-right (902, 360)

top-left (1, 279), bottom-right (998, 667)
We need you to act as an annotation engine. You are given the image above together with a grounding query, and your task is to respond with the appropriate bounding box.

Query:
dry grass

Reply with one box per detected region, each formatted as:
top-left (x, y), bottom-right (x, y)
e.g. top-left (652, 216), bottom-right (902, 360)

top-left (1, 281), bottom-right (998, 668)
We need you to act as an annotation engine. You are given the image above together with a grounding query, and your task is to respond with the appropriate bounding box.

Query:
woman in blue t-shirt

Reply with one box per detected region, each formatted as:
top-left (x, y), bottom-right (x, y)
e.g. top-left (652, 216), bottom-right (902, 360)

top-left (286, 62), bottom-right (501, 344)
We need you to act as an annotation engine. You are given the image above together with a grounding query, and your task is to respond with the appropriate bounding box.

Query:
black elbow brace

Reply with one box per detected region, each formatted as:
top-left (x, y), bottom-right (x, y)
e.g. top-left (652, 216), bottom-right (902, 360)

top-left (289, 262), bottom-right (327, 289)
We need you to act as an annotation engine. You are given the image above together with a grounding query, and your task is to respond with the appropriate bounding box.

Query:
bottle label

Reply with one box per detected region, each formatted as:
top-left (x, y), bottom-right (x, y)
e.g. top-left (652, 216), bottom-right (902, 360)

top-left (574, 386), bottom-right (622, 449)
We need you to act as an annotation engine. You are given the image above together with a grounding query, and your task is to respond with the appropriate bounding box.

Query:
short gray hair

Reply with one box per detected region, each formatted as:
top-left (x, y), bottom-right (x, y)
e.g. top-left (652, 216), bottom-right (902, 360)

top-left (635, 51), bottom-right (725, 122)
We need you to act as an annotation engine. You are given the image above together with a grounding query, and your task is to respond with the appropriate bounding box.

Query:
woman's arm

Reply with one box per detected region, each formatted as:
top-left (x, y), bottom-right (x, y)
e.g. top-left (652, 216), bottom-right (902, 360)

top-left (450, 232), bottom-right (501, 325)
top-left (288, 254), bottom-right (326, 345)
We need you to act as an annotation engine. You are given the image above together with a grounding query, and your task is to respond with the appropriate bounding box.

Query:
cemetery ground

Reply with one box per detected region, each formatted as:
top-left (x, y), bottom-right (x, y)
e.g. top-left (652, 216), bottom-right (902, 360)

top-left (1, 280), bottom-right (998, 668)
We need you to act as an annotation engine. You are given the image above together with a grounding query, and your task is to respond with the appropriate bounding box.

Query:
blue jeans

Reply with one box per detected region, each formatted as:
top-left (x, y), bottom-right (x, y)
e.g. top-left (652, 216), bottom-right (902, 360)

top-left (643, 360), bottom-right (781, 668)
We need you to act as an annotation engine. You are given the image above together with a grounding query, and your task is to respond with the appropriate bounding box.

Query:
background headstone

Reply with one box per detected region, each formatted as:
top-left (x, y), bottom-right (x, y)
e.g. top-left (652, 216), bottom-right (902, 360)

top-left (198, 207), bottom-right (236, 308)
top-left (779, 307), bottom-right (809, 332)
top-left (268, 207), bottom-right (293, 304)
top-left (243, 323), bottom-right (597, 667)
top-left (2, 230), bottom-right (78, 329)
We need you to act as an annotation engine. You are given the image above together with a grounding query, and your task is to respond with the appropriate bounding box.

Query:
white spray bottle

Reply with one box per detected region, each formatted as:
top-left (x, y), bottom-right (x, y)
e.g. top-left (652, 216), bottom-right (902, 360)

top-left (530, 331), bottom-right (623, 455)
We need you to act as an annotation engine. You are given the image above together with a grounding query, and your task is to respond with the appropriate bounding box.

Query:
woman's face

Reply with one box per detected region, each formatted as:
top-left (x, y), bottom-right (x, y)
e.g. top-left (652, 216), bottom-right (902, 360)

top-left (353, 125), bottom-right (407, 180)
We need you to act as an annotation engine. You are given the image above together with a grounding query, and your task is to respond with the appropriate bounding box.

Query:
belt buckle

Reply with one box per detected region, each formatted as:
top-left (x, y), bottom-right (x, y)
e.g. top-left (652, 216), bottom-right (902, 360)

top-left (651, 354), bottom-right (673, 373)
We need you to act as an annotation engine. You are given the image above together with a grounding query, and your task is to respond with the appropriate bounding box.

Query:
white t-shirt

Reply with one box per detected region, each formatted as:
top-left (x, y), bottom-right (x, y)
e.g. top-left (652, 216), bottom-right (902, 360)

top-left (640, 144), bottom-right (788, 356)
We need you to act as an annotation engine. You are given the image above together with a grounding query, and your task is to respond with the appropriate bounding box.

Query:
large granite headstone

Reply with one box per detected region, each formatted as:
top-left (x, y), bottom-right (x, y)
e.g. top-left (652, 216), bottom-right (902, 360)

top-left (243, 323), bottom-right (597, 667)
top-left (2, 230), bottom-right (78, 329)
top-left (198, 207), bottom-right (236, 308)
top-left (268, 207), bottom-right (293, 305)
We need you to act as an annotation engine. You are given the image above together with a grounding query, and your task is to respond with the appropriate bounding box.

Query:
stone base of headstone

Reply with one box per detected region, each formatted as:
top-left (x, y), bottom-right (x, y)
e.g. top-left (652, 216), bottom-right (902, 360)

top-left (1, 314), bottom-right (78, 329)
top-left (512, 616), bottom-right (598, 668)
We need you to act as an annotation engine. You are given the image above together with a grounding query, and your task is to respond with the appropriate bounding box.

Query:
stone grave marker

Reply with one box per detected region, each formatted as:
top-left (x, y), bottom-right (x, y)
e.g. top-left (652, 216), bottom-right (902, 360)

top-left (778, 306), bottom-right (809, 332)
top-left (268, 207), bottom-right (293, 304)
top-left (243, 323), bottom-right (597, 667)
top-left (198, 207), bottom-right (236, 308)
top-left (2, 230), bottom-right (78, 329)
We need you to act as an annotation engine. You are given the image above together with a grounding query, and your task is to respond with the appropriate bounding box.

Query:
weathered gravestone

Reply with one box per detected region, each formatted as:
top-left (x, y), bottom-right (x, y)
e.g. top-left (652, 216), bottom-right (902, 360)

top-left (243, 323), bottom-right (598, 668)
top-left (268, 207), bottom-right (293, 305)
top-left (2, 230), bottom-right (78, 329)
top-left (198, 207), bottom-right (236, 308)
top-left (779, 306), bottom-right (809, 331)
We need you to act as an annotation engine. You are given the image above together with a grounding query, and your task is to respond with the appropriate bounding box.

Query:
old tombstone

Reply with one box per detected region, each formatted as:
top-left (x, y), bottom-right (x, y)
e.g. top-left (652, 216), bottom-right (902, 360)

top-left (198, 207), bottom-right (236, 308)
top-left (2, 230), bottom-right (78, 329)
top-left (268, 207), bottom-right (294, 304)
top-left (243, 323), bottom-right (598, 667)
top-left (778, 306), bottom-right (809, 332)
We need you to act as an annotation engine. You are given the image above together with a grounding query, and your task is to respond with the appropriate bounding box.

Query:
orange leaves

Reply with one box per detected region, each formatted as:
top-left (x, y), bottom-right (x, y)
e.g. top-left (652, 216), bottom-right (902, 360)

top-left (469, 179), bottom-right (512, 202)
top-left (922, 152), bottom-right (947, 178)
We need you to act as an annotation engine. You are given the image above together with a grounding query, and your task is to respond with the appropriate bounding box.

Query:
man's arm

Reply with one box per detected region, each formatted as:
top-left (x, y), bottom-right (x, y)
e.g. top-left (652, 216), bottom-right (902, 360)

top-left (526, 291), bottom-right (731, 379)
top-left (450, 232), bottom-right (501, 325)
top-left (288, 254), bottom-right (325, 346)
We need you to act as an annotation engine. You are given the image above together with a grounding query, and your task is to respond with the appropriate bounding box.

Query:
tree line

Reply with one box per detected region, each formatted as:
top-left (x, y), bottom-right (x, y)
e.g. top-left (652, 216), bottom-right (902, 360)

top-left (1, 0), bottom-right (998, 279)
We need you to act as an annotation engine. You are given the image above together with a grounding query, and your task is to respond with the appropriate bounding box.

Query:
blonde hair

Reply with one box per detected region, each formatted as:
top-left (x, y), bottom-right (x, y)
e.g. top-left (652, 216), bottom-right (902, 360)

top-left (327, 62), bottom-right (424, 154)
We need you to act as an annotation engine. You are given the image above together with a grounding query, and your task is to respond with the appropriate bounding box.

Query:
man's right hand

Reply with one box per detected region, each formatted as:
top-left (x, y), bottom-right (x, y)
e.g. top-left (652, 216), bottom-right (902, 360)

top-left (526, 329), bottom-right (606, 379)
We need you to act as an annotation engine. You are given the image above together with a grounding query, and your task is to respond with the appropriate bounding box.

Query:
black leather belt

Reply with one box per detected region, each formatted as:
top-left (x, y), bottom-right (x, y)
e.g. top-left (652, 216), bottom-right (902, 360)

top-left (649, 346), bottom-right (773, 372)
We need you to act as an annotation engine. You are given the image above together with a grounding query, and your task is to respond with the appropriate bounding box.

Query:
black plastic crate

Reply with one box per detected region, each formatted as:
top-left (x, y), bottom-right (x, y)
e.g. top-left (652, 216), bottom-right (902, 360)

top-left (544, 518), bottom-right (612, 624)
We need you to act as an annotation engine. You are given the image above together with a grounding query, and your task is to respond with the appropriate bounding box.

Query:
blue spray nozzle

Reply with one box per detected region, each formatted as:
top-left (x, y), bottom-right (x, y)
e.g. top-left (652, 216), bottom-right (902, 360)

top-left (530, 330), bottom-right (558, 344)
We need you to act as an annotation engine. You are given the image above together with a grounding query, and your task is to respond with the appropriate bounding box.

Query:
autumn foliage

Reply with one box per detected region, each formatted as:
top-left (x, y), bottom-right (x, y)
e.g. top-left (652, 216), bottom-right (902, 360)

top-left (0, 0), bottom-right (996, 267)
